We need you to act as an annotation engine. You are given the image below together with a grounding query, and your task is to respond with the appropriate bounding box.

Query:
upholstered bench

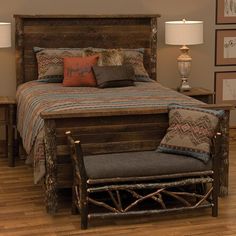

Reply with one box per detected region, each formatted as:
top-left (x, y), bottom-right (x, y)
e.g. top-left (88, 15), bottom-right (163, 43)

top-left (81, 151), bottom-right (212, 180)
top-left (66, 131), bottom-right (220, 230)
top-left (66, 104), bottom-right (224, 229)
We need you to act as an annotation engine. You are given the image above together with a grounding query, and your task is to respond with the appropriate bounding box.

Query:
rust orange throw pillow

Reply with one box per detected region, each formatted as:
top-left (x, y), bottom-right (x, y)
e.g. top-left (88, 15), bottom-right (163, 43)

top-left (63, 55), bottom-right (99, 87)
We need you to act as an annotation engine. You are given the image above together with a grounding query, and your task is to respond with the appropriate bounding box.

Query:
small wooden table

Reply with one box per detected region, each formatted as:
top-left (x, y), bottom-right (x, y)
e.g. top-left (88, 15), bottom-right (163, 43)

top-left (0, 96), bottom-right (16, 167)
top-left (178, 87), bottom-right (214, 104)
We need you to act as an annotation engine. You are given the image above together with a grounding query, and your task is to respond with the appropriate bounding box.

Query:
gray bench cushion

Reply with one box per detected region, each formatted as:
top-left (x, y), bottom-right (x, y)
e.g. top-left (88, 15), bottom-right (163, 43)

top-left (84, 151), bottom-right (212, 180)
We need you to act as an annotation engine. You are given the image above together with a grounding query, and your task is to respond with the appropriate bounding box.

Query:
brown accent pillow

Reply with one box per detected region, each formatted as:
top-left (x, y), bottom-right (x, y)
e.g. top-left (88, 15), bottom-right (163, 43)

top-left (63, 55), bottom-right (99, 87)
top-left (92, 65), bottom-right (135, 88)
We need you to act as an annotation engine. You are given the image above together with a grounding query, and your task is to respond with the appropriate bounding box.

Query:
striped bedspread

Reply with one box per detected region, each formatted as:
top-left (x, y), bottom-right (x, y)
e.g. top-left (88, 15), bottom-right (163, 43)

top-left (16, 81), bottom-right (204, 183)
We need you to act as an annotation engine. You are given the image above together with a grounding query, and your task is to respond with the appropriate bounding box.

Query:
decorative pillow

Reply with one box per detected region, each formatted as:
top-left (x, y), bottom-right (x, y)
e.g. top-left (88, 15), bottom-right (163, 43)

top-left (84, 48), bottom-right (123, 66)
top-left (122, 48), bottom-right (150, 82)
top-left (157, 104), bottom-right (224, 163)
top-left (34, 47), bottom-right (85, 82)
top-left (92, 65), bottom-right (135, 88)
top-left (63, 55), bottom-right (99, 87)
top-left (37, 77), bottom-right (63, 83)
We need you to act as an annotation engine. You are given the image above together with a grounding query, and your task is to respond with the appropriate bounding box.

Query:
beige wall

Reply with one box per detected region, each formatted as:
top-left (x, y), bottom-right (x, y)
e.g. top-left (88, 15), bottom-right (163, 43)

top-left (0, 0), bottom-right (235, 125)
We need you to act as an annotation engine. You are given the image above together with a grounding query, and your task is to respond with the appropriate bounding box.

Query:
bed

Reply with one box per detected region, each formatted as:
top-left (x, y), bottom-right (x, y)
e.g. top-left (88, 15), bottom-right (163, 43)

top-left (14, 14), bottom-right (231, 214)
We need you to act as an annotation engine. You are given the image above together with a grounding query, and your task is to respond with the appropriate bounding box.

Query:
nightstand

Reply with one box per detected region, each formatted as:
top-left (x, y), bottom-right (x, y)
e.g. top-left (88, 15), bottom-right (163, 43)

top-left (0, 96), bottom-right (16, 167)
top-left (178, 87), bottom-right (214, 104)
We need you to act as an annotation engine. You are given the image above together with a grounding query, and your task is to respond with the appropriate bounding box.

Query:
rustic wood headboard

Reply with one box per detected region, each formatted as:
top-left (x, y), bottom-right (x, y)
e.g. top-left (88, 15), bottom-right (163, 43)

top-left (14, 14), bottom-right (160, 87)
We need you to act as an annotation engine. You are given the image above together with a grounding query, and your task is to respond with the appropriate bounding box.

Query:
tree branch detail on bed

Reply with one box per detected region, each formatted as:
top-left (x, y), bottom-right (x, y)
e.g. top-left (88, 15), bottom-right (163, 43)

top-left (14, 15), bottom-right (231, 215)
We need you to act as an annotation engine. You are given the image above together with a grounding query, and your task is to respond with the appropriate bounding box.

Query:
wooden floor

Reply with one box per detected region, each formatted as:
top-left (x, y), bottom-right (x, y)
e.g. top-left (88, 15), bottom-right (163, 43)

top-left (0, 142), bottom-right (236, 235)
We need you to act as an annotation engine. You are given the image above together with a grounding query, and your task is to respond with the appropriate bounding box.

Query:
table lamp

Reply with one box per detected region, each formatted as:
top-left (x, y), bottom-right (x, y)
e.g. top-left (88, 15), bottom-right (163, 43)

top-left (165, 19), bottom-right (203, 92)
top-left (0, 22), bottom-right (11, 48)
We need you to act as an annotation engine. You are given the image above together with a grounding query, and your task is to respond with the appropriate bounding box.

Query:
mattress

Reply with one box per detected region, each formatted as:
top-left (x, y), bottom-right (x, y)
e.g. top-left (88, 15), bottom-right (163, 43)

top-left (16, 81), bottom-right (204, 183)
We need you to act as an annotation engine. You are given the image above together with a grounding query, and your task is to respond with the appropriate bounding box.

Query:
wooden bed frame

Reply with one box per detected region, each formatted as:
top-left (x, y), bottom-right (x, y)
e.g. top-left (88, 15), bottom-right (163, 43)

top-left (14, 14), bottom-right (232, 214)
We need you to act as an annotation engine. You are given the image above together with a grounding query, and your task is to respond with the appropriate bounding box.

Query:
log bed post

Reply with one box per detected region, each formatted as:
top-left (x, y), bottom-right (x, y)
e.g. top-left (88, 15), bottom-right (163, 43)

top-left (15, 15), bottom-right (25, 87)
top-left (44, 119), bottom-right (58, 214)
top-left (150, 17), bottom-right (158, 81)
top-left (219, 110), bottom-right (230, 196)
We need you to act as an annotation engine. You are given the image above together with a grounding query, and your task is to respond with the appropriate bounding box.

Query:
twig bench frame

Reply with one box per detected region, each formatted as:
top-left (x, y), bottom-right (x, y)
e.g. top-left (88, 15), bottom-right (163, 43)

top-left (66, 130), bottom-right (221, 229)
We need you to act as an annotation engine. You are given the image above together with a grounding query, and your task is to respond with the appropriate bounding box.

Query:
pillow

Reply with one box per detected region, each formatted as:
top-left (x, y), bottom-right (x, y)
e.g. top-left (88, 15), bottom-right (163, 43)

top-left (92, 65), bottom-right (135, 88)
top-left (122, 48), bottom-right (151, 82)
top-left (84, 48), bottom-right (151, 82)
top-left (63, 55), bottom-right (99, 87)
top-left (157, 104), bottom-right (224, 163)
top-left (34, 47), bottom-right (85, 82)
top-left (37, 77), bottom-right (63, 83)
top-left (84, 48), bottom-right (123, 66)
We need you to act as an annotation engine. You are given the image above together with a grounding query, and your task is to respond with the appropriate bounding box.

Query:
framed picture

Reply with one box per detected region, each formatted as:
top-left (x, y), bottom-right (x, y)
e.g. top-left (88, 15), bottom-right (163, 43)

top-left (215, 71), bottom-right (236, 105)
top-left (215, 29), bottom-right (236, 66)
top-left (216, 0), bottom-right (236, 24)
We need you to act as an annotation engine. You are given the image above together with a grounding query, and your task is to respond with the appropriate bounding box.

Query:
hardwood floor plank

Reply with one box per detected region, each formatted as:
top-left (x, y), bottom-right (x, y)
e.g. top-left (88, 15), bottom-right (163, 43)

top-left (0, 140), bottom-right (236, 235)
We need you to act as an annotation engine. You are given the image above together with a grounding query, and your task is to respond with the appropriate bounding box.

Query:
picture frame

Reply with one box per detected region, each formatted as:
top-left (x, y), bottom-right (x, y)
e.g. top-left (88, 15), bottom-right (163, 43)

top-left (215, 29), bottom-right (236, 66)
top-left (216, 0), bottom-right (236, 24)
top-left (215, 71), bottom-right (236, 105)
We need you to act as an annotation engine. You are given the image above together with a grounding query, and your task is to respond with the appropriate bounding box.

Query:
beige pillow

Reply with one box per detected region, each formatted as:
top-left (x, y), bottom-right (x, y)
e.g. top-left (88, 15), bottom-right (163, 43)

top-left (84, 48), bottom-right (123, 66)
top-left (122, 48), bottom-right (150, 82)
top-left (157, 104), bottom-right (224, 163)
top-left (34, 47), bottom-right (85, 82)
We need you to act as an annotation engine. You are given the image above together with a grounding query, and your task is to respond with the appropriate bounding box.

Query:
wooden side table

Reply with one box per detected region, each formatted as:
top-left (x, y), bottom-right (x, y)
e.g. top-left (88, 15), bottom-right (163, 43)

top-left (0, 96), bottom-right (16, 167)
top-left (178, 87), bottom-right (214, 104)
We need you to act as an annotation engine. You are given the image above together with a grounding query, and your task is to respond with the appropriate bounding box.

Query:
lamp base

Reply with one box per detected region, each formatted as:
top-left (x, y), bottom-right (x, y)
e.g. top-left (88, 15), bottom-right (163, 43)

top-left (178, 78), bottom-right (191, 92)
top-left (177, 46), bottom-right (192, 92)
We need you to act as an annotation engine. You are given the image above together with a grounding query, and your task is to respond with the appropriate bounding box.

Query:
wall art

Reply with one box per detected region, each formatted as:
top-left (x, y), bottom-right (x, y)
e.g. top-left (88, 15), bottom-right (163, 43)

top-left (215, 29), bottom-right (236, 65)
top-left (216, 0), bottom-right (236, 24)
top-left (215, 71), bottom-right (236, 105)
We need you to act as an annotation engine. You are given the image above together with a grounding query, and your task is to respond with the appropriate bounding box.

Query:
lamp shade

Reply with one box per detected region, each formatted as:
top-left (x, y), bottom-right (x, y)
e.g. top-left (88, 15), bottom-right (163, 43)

top-left (165, 20), bottom-right (203, 45)
top-left (0, 22), bottom-right (11, 48)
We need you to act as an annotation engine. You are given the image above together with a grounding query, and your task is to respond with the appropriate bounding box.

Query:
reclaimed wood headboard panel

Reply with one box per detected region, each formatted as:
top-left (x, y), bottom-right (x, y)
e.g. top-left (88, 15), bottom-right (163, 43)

top-left (14, 14), bottom-right (160, 86)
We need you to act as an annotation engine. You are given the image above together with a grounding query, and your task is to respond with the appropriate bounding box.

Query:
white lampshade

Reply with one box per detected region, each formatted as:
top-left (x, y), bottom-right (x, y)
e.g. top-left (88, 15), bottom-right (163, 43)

top-left (165, 20), bottom-right (203, 45)
top-left (0, 22), bottom-right (11, 48)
